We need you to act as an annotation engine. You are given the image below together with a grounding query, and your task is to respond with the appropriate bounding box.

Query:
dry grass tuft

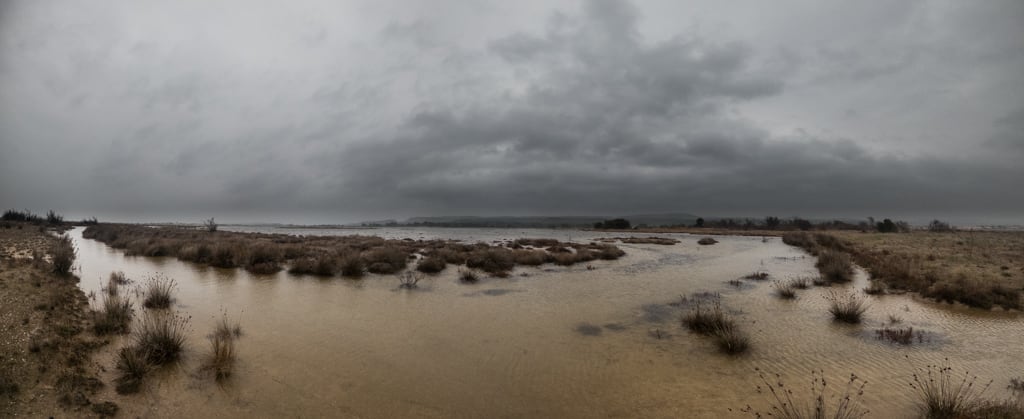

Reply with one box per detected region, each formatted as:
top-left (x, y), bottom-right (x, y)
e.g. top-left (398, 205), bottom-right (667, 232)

top-left (142, 275), bottom-right (175, 309)
top-left (825, 290), bottom-right (868, 324)
top-left (741, 369), bottom-right (869, 419)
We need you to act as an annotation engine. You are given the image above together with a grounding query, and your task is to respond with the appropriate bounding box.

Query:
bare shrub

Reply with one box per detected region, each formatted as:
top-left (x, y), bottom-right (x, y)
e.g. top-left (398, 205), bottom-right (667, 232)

top-left (50, 234), bottom-right (76, 275)
top-left (742, 369), bottom-right (869, 419)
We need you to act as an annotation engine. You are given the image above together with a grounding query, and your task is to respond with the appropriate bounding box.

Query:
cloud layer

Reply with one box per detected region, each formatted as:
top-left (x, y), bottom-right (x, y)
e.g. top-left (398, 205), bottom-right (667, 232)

top-left (1, 0), bottom-right (1022, 223)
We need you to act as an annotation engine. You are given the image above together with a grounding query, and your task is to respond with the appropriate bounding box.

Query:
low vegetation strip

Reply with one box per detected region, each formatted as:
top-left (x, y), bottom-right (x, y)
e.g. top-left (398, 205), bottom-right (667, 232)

top-left (782, 231), bottom-right (1022, 310)
top-left (82, 224), bottom-right (626, 277)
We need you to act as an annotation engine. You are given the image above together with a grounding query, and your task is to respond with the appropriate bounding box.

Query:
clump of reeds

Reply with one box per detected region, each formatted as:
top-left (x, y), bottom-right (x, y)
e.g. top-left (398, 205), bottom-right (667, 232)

top-left (817, 250), bottom-right (854, 283)
top-left (132, 312), bottom-right (189, 365)
top-left (908, 360), bottom-right (995, 419)
top-left (458, 268), bottom-right (480, 283)
top-left (773, 280), bottom-right (797, 299)
top-left (825, 290), bottom-right (867, 323)
top-left (681, 298), bottom-right (731, 335)
top-left (415, 255), bottom-right (447, 273)
top-left (142, 275), bottom-right (175, 309)
top-left (114, 346), bottom-right (150, 394)
top-left (745, 271), bottom-right (769, 280)
top-left (680, 296), bottom-right (749, 355)
top-left (93, 292), bottom-right (133, 335)
top-left (875, 327), bottom-right (918, 345)
top-left (511, 249), bottom-right (549, 266)
top-left (50, 234), bottom-right (76, 275)
top-left (397, 271), bottom-right (423, 289)
top-left (790, 277), bottom-right (811, 289)
top-left (713, 324), bottom-right (750, 355)
top-left (203, 314), bottom-right (241, 381)
top-left (109, 271), bottom-right (130, 286)
top-left (741, 368), bottom-right (869, 419)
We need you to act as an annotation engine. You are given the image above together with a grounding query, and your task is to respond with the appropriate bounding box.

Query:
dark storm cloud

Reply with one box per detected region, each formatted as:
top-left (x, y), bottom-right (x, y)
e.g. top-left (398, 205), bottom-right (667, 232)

top-left (1, 0), bottom-right (1023, 223)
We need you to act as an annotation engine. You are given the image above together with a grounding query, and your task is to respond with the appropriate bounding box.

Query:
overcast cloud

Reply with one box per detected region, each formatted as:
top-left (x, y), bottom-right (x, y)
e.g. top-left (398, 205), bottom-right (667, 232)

top-left (1, 0), bottom-right (1022, 224)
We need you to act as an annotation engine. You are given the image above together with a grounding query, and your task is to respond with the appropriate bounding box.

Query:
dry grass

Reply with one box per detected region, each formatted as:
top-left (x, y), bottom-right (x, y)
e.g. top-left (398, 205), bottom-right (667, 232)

top-left (789, 231), bottom-right (1023, 310)
top-left (680, 296), bottom-right (750, 355)
top-left (397, 271), bottom-right (423, 289)
top-left (114, 346), bottom-right (149, 394)
top-left (458, 268), bottom-right (480, 283)
top-left (288, 252), bottom-right (338, 276)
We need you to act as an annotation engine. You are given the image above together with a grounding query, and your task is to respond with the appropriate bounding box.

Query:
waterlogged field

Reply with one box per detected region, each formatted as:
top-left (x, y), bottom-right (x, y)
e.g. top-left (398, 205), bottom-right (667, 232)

top-left (72, 227), bottom-right (1023, 418)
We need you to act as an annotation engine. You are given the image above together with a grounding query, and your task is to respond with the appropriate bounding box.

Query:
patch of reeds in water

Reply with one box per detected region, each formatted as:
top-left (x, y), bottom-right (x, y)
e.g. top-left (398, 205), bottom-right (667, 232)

top-left (825, 290), bottom-right (867, 324)
top-left (142, 275), bottom-right (176, 309)
top-left (681, 296), bottom-right (749, 355)
top-left (740, 368), bottom-right (869, 419)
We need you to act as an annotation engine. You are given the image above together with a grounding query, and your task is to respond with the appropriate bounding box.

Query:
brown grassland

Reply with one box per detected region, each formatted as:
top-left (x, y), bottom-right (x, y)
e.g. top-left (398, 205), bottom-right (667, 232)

top-left (785, 230), bottom-right (1023, 310)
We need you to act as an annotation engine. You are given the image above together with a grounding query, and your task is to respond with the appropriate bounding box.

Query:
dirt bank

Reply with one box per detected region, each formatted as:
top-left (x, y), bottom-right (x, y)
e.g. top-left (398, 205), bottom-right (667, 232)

top-left (0, 223), bottom-right (116, 417)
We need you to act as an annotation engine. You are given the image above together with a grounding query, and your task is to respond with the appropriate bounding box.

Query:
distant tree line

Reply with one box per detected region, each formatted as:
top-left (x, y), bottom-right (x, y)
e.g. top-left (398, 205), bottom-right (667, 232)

top-left (1, 209), bottom-right (64, 225)
top-left (594, 218), bottom-right (632, 230)
top-left (683, 215), bottom-right (933, 233)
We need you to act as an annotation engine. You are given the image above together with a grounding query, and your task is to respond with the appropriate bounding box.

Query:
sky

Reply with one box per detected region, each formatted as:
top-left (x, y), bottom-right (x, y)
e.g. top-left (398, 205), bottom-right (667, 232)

top-left (1, 0), bottom-right (1022, 225)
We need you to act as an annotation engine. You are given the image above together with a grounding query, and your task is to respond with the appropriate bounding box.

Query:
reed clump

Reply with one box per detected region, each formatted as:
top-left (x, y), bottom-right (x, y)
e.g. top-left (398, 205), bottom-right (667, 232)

top-left (772, 280), bottom-right (797, 299)
top-left (203, 314), bottom-right (241, 381)
top-left (132, 312), bottom-right (189, 365)
top-left (909, 361), bottom-right (996, 419)
top-left (741, 369), bottom-right (869, 419)
top-left (681, 296), bottom-right (750, 355)
top-left (288, 252), bottom-right (338, 276)
top-left (142, 275), bottom-right (175, 309)
top-left (93, 292), bottom-right (133, 335)
top-left (825, 290), bottom-right (868, 324)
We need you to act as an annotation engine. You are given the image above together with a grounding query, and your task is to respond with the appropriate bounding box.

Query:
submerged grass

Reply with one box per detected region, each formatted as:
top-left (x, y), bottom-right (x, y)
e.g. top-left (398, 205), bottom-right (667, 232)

top-left (203, 314), bottom-right (241, 381)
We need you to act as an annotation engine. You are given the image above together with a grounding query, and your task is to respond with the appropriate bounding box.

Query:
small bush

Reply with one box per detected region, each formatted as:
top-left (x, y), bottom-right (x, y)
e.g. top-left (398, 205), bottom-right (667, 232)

top-left (512, 249), bottom-right (549, 266)
top-left (458, 268), bottom-right (480, 283)
top-left (397, 271), bottom-right (423, 289)
top-left (697, 237), bottom-right (718, 245)
top-left (744, 271), bottom-right (769, 280)
top-left (772, 280), bottom-right (797, 299)
top-left (817, 251), bottom-right (854, 283)
top-left (50, 234), bottom-right (76, 275)
top-left (825, 290), bottom-right (867, 324)
top-left (416, 256), bottom-right (447, 273)
top-left (142, 276), bottom-right (175, 309)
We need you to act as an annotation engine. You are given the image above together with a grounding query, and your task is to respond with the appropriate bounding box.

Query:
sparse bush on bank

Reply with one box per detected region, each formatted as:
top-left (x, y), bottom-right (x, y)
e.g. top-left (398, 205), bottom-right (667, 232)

top-left (93, 292), bottom-right (132, 335)
top-left (466, 248), bottom-right (514, 275)
top-left (363, 246), bottom-right (408, 274)
top-left (339, 255), bottom-right (365, 277)
top-left (288, 252), bottom-right (338, 276)
top-left (245, 244), bottom-right (282, 274)
top-left (50, 234), bottom-right (76, 275)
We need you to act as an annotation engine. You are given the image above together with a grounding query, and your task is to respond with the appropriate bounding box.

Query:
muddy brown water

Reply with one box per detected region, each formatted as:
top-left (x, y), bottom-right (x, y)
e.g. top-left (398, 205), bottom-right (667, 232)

top-left (70, 227), bottom-right (1023, 418)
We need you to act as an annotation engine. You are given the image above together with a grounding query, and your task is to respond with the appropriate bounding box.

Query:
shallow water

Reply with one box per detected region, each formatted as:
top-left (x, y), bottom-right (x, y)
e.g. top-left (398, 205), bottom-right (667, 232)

top-left (72, 227), bottom-right (1023, 418)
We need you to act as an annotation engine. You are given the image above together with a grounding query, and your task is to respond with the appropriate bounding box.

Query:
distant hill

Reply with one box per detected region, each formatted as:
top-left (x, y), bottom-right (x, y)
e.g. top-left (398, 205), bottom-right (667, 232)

top-left (387, 213), bottom-right (700, 228)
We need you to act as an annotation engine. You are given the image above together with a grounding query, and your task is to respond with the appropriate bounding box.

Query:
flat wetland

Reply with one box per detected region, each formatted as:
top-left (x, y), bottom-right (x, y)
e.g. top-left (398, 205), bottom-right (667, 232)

top-left (4, 224), bottom-right (1023, 417)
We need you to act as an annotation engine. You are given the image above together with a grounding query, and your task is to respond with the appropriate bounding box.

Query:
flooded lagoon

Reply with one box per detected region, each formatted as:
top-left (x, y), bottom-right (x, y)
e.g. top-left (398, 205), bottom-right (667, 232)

top-left (71, 227), bottom-right (1023, 418)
